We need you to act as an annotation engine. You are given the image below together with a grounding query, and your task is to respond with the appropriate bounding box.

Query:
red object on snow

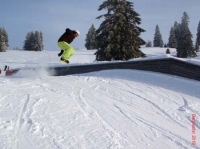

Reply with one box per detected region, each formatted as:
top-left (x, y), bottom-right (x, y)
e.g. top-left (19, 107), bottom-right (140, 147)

top-left (0, 69), bottom-right (1, 74)
top-left (5, 69), bottom-right (13, 76)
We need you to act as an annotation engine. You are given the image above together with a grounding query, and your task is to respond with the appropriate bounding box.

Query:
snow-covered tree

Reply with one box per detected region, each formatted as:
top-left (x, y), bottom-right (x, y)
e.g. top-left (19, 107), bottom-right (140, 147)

top-left (33, 31), bottom-right (43, 51)
top-left (29, 31), bottom-right (35, 51)
top-left (23, 32), bottom-right (31, 50)
top-left (95, 0), bottom-right (146, 61)
top-left (0, 28), bottom-right (8, 52)
top-left (85, 24), bottom-right (97, 50)
top-left (153, 25), bottom-right (163, 47)
top-left (168, 27), bottom-right (177, 48)
top-left (195, 40), bottom-right (199, 52)
top-left (166, 48), bottom-right (170, 54)
top-left (177, 12), bottom-right (196, 58)
top-left (23, 31), bottom-right (44, 51)
top-left (173, 21), bottom-right (180, 47)
top-left (146, 40), bottom-right (152, 47)
top-left (196, 21), bottom-right (200, 51)
top-left (39, 31), bottom-right (44, 50)
top-left (24, 32), bottom-right (33, 51)
top-left (0, 35), bottom-right (7, 52)
top-left (2, 28), bottom-right (8, 47)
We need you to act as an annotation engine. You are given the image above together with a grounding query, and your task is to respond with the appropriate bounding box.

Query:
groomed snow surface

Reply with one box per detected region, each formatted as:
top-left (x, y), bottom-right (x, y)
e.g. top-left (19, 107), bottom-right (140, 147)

top-left (0, 48), bottom-right (199, 149)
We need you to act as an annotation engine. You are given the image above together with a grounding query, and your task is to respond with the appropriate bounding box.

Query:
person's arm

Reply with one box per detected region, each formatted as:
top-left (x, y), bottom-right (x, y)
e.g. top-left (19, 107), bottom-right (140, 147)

top-left (65, 28), bottom-right (72, 34)
top-left (58, 50), bottom-right (64, 57)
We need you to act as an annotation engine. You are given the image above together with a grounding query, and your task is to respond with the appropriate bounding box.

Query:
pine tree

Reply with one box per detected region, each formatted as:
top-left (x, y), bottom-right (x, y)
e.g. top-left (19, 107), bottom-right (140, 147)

top-left (173, 21), bottom-right (180, 48)
top-left (33, 31), bottom-right (43, 51)
top-left (23, 31), bottom-right (44, 51)
top-left (153, 25), bottom-right (163, 47)
top-left (195, 40), bottom-right (199, 52)
top-left (166, 48), bottom-right (170, 54)
top-left (196, 21), bottom-right (200, 51)
top-left (23, 32), bottom-right (34, 51)
top-left (95, 0), bottom-right (146, 61)
top-left (34, 31), bottom-right (39, 51)
top-left (85, 24), bottom-right (97, 50)
top-left (168, 27), bottom-right (177, 48)
top-left (177, 12), bottom-right (196, 58)
top-left (2, 28), bottom-right (8, 47)
top-left (0, 28), bottom-right (8, 52)
top-left (29, 31), bottom-right (35, 51)
top-left (23, 32), bottom-right (31, 50)
top-left (39, 31), bottom-right (44, 50)
top-left (146, 40), bottom-right (152, 47)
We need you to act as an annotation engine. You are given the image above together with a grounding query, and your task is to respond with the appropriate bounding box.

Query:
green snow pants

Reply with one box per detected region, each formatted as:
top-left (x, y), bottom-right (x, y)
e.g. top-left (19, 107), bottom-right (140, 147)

top-left (57, 41), bottom-right (75, 60)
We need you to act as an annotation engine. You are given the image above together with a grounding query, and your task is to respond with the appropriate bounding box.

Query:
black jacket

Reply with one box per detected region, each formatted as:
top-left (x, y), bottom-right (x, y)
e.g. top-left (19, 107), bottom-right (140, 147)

top-left (58, 28), bottom-right (76, 44)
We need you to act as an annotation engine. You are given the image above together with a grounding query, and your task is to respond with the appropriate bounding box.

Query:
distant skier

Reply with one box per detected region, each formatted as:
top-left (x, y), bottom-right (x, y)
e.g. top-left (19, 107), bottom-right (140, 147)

top-left (57, 28), bottom-right (80, 63)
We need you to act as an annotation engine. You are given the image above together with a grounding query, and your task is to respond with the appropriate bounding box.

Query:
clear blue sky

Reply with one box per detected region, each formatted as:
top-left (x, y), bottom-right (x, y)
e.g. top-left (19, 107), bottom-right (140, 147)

top-left (0, 0), bottom-right (199, 50)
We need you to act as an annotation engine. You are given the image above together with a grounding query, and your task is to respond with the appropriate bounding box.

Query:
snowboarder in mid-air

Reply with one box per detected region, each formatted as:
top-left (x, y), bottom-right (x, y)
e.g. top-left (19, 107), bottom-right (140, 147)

top-left (57, 28), bottom-right (80, 64)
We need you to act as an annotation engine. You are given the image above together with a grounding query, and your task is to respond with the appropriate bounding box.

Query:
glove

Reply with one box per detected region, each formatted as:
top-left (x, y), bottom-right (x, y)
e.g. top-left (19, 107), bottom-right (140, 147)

top-left (58, 52), bottom-right (62, 57)
top-left (58, 50), bottom-right (64, 57)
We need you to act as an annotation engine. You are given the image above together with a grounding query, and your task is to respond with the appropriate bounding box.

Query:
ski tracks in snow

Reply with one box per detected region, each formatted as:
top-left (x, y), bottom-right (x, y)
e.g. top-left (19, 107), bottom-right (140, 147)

top-left (65, 77), bottom-right (125, 149)
top-left (0, 73), bottom-right (200, 149)
top-left (13, 94), bottom-right (30, 149)
top-left (80, 75), bottom-right (200, 149)
top-left (0, 77), bottom-right (67, 149)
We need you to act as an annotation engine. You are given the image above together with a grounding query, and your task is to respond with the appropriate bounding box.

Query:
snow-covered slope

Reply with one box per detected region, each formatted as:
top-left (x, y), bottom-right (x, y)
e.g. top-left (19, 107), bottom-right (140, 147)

top-left (0, 49), bottom-right (199, 149)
